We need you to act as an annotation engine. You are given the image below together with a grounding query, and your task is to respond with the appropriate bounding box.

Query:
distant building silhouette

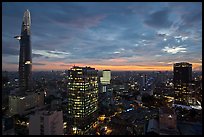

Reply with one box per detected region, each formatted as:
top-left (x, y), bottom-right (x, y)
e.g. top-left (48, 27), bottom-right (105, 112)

top-left (173, 62), bottom-right (192, 105)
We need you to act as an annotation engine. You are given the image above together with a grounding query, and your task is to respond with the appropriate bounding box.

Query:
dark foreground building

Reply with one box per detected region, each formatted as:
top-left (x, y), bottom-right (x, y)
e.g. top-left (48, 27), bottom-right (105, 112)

top-left (173, 62), bottom-right (192, 105)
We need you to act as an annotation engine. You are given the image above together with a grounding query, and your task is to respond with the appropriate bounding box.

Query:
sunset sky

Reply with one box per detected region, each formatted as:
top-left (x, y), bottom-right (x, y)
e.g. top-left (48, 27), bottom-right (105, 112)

top-left (2, 2), bottom-right (202, 71)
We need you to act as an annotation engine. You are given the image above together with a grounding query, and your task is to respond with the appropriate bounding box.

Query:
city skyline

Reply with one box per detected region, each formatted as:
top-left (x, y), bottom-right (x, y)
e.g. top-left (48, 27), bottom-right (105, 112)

top-left (2, 2), bottom-right (202, 71)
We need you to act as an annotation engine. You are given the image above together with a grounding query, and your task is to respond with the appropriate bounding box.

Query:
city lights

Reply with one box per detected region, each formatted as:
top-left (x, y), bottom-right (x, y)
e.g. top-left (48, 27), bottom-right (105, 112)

top-left (2, 2), bottom-right (202, 136)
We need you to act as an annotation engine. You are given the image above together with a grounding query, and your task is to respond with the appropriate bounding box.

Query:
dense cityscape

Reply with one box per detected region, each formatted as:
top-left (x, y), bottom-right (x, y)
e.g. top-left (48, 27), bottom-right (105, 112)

top-left (2, 2), bottom-right (202, 135)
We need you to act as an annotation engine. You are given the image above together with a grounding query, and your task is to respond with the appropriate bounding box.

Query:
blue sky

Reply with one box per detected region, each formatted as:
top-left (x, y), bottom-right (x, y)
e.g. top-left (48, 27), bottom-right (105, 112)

top-left (2, 2), bottom-right (202, 71)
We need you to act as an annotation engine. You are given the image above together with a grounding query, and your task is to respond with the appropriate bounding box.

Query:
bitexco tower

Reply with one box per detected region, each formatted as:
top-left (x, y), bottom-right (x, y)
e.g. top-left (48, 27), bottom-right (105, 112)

top-left (15, 9), bottom-right (32, 92)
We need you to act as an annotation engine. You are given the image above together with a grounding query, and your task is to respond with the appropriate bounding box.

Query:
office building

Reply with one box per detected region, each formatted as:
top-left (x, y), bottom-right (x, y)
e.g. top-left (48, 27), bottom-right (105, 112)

top-left (138, 74), bottom-right (147, 91)
top-left (173, 62), bottom-right (192, 105)
top-left (100, 70), bottom-right (111, 85)
top-left (29, 111), bottom-right (63, 135)
top-left (67, 66), bottom-right (98, 134)
top-left (100, 70), bottom-right (111, 94)
top-left (15, 9), bottom-right (32, 92)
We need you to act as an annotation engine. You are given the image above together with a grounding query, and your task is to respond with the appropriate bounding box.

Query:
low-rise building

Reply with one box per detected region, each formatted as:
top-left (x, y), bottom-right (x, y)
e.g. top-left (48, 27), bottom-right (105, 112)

top-left (29, 110), bottom-right (63, 135)
top-left (159, 107), bottom-right (179, 135)
top-left (9, 91), bottom-right (44, 116)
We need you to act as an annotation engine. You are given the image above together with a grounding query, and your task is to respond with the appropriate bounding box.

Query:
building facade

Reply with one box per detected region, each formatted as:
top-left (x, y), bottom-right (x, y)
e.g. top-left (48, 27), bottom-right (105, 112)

top-left (67, 66), bottom-right (98, 134)
top-left (173, 62), bottom-right (192, 105)
top-left (29, 111), bottom-right (63, 135)
top-left (9, 92), bottom-right (44, 116)
top-left (100, 70), bottom-right (111, 85)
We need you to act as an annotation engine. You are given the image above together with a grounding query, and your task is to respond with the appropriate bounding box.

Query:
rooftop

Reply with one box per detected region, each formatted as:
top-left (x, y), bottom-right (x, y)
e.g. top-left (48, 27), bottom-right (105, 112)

top-left (159, 107), bottom-right (175, 115)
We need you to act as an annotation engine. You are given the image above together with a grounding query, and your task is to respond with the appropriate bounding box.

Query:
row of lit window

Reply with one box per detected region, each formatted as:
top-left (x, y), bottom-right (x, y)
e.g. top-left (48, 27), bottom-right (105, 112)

top-left (73, 107), bottom-right (84, 110)
top-left (68, 82), bottom-right (84, 85)
top-left (68, 82), bottom-right (98, 86)
top-left (71, 68), bottom-right (83, 71)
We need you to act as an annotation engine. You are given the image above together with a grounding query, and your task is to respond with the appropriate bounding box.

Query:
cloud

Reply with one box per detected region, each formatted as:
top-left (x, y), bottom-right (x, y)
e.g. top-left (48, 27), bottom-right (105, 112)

top-left (32, 49), bottom-right (71, 58)
top-left (114, 51), bottom-right (120, 54)
top-left (180, 9), bottom-right (202, 27)
top-left (174, 35), bottom-right (188, 41)
top-left (109, 58), bottom-right (127, 63)
top-left (157, 31), bottom-right (170, 37)
top-left (47, 50), bottom-right (70, 55)
top-left (168, 3), bottom-right (202, 40)
top-left (144, 8), bottom-right (173, 29)
top-left (59, 64), bottom-right (72, 67)
top-left (155, 54), bottom-right (162, 57)
top-left (2, 2), bottom-right (202, 71)
top-left (32, 63), bottom-right (46, 66)
top-left (162, 46), bottom-right (187, 54)
top-left (33, 53), bottom-right (44, 58)
top-left (53, 14), bottom-right (106, 29)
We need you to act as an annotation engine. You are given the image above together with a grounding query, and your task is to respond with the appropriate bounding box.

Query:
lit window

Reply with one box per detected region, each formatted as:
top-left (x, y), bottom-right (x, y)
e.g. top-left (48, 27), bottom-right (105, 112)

top-left (25, 61), bottom-right (31, 64)
top-left (168, 115), bottom-right (172, 118)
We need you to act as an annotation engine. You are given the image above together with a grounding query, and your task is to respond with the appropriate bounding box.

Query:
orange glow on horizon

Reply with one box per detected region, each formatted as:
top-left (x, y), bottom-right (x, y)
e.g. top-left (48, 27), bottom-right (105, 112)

top-left (31, 61), bottom-right (202, 71)
top-left (3, 61), bottom-right (201, 71)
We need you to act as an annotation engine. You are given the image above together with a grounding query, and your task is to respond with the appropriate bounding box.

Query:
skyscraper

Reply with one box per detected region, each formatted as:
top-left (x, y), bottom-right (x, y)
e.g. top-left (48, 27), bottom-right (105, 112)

top-left (173, 62), bottom-right (192, 105)
top-left (9, 10), bottom-right (44, 117)
top-left (15, 9), bottom-right (32, 92)
top-left (67, 66), bottom-right (98, 134)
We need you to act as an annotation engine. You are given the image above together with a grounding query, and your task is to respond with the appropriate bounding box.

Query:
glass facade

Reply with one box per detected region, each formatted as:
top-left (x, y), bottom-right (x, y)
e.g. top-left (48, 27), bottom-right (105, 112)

top-left (67, 66), bottom-right (98, 134)
top-left (18, 10), bottom-right (32, 92)
top-left (100, 70), bottom-right (111, 85)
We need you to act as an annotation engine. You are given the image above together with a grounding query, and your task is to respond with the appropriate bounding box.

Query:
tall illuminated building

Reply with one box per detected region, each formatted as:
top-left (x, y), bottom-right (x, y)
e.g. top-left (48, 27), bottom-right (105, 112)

top-left (173, 62), bottom-right (192, 105)
top-left (9, 10), bottom-right (44, 116)
top-left (100, 70), bottom-right (111, 85)
top-left (100, 70), bottom-right (111, 93)
top-left (67, 66), bottom-right (98, 134)
top-left (15, 9), bottom-right (32, 92)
